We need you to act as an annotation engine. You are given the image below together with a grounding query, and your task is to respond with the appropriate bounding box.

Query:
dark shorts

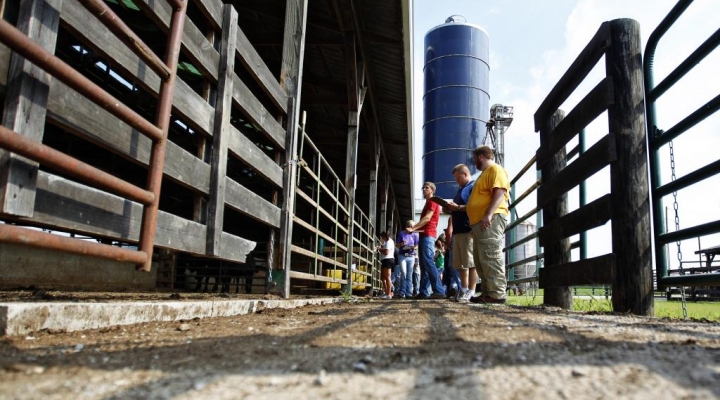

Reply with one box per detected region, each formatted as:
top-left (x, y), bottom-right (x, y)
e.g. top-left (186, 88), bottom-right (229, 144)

top-left (381, 258), bottom-right (395, 269)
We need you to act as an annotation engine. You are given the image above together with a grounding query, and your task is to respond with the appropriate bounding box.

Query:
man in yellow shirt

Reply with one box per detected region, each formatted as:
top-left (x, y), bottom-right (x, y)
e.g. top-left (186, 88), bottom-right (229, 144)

top-left (466, 146), bottom-right (510, 304)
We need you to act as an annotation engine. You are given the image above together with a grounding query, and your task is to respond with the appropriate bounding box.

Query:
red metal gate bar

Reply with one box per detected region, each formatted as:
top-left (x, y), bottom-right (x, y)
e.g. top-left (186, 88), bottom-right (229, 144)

top-left (164, 0), bottom-right (186, 12)
top-left (0, 224), bottom-right (148, 264)
top-left (0, 125), bottom-right (155, 205)
top-left (136, 0), bottom-right (188, 272)
top-left (0, 19), bottom-right (163, 142)
top-left (76, 0), bottom-right (172, 80)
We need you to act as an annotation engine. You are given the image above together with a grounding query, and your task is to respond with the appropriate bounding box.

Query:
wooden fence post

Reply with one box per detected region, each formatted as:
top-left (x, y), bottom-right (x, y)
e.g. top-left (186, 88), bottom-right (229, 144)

top-left (540, 110), bottom-right (572, 309)
top-left (277, 0), bottom-right (308, 298)
top-left (605, 18), bottom-right (653, 315)
top-left (0, 0), bottom-right (63, 216)
top-left (206, 5), bottom-right (237, 256)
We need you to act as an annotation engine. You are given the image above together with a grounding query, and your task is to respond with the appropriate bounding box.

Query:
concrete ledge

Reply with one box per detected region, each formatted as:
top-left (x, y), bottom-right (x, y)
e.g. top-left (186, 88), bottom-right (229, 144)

top-left (0, 297), bottom-right (342, 336)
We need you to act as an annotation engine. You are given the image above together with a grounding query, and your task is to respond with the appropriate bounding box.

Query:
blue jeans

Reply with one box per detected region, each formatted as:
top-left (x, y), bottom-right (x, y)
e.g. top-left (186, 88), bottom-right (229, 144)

top-left (419, 235), bottom-right (445, 296)
top-left (398, 254), bottom-right (415, 296)
top-left (412, 270), bottom-right (420, 296)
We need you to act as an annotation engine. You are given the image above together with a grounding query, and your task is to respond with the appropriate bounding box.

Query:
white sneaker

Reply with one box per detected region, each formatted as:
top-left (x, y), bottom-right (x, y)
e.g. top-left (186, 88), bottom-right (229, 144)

top-left (457, 290), bottom-right (473, 303)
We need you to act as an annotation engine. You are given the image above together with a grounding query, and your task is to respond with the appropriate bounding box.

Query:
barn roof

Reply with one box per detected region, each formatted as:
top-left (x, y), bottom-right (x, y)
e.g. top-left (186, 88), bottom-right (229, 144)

top-left (232, 0), bottom-right (415, 225)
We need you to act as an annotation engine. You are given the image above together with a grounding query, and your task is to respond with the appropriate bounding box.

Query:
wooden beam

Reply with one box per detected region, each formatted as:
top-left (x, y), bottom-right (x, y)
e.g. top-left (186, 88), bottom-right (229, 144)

top-left (59, 0), bottom-right (216, 137)
top-left (135, 0), bottom-right (219, 82)
top-left (0, 42), bottom-right (9, 92)
top-left (539, 254), bottom-right (616, 287)
top-left (0, 0), bottom-right (63, 217)
top-left (192, 0), bottom-right (222, 31)
top-left (277, 0), bottom-right (308, 298)
top-left (45, 78), bottom-right (211, 194)
top-left (606, 19), bottom-right (653, 315)
top-left (226, 124), bottom-right (282, 188)
top-left (235, 26), bottom-right (287, 114)
top-left (206, 5), bottom-right (238, 256)
top-left (534, 22), bottom-right (610, 131)
top-left (539, 110), bottom-right (572, 309)
top-left (539, 194), bottom-right (613, 247)
top-left (26, 171), bottom-right (254, 262)
top-left (231, 73), bottom-right (286, 149)
top-left (537, 133), bottom-right (617, 209)
top-left (225, 177), bottom-right (280, 228)
top-left (368, 128), bottom-right (380, 235)
top-left (536, 77), bottom-right (614, 170)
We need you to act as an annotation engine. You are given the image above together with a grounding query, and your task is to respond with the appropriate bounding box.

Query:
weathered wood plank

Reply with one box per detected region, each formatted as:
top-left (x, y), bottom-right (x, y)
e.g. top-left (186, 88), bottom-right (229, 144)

top-left (225, 177), bottom-right (280, 228)
top-left (231, 73), bottom-right (286, 150)
top-left (539, 194), bottom-right (613, 247)
top-left (206, 5), bottom-right (237, 256)
top-left (536, 77), bottom-right (615, 170)
top-left (538, 133), bottom-right (617, 209)
top-left (59, 0), bottom-right (215, 136)
top-left (0, 0), bottom-right (62, 217)
top-left (540, 110), bottom-right (572, 308)
top-left (28, 171), bottom-right (253, 262)
top-left (227, 124), bottom-right (282, 188)
top-left (45, 78), bottom-right (211, 194)
top-left (539, 254), bottom-right (616, 288)
top-left (277, 0), bottom-right (308, 298)
top-left (534, 22), bottom-right (610, 131)
top-left (134, 0), bottom-right (219, 82)
top-left (193, 0), bottom-right (222, 31)
top-left (0, 42), bottom-right (9, 92)
top-left (235, 26), bottom-right (287, 114)
top-left (606, 19), bottom-right (652, 315)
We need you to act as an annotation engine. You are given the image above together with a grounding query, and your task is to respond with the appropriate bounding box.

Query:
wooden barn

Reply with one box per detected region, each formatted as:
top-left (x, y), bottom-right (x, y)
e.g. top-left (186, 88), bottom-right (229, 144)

top-left (0, 0), bottom-right (415, 297)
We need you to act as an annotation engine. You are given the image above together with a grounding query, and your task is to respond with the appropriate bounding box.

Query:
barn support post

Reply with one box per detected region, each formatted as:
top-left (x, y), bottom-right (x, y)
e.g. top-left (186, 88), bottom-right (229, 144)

top-left (206, 5), bottom-right (238, 256)
top-left (277, 0), bottom-right (308, 298)
top-left (380, 172), bottom-right (389, 234)
top-left (0, 0), bottom-right (63, 217)
top-left (540, 110), bottom-right (573, 309)
top-left (605, 19), bottom-right (652, 315)
top-left (369, 133), bottom-right (380, 238)
top-left (343, 31), bottom-right (367, 294)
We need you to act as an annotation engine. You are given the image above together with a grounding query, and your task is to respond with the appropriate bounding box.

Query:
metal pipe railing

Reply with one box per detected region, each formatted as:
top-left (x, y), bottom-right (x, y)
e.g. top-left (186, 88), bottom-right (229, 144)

top-left (0, 224), bottom-right (148, 264)
top-left (136, 1), bottom-right (187, 271)
top-left (0, 125), bottom-right (154, 205)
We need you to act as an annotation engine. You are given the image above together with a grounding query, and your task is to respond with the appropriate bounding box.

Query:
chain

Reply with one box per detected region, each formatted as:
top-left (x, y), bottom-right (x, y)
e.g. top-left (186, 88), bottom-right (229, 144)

top-left (669, 140), bottom-right (687, 319)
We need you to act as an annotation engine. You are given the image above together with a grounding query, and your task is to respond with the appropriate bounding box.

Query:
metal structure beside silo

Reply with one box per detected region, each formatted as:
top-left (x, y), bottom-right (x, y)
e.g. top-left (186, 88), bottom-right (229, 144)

top-left (423, 15), bottom-right (490, 199)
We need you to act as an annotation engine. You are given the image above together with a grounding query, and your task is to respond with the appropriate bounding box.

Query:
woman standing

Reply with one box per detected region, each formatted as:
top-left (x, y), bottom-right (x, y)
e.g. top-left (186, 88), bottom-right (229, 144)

top-left (377, 231), bottom-right (395, 299)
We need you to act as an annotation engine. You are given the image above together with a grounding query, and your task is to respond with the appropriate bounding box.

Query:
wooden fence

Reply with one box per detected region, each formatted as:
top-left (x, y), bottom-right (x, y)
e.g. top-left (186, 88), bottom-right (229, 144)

top-left (528, 18), bottom-right (652, 315)
top-left (0, 0), bottom-right (383, 296)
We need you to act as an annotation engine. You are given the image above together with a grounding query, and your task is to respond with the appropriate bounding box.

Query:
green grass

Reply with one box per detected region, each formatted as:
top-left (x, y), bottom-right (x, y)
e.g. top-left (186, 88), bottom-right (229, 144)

top-left (506, 294), bottom-right (720, 322)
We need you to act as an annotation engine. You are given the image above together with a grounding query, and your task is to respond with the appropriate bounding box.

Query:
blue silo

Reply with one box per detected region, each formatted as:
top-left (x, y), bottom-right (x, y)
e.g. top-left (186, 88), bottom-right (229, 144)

top-left (423, 16), bottom-right (490, 199)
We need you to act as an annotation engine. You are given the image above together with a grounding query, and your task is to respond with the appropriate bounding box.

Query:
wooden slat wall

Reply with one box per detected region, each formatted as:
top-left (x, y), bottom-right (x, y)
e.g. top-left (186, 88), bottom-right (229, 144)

top-left (29, 171), bottom-right (253, 262)
top-left (0, 0), bottom-right (291, 263)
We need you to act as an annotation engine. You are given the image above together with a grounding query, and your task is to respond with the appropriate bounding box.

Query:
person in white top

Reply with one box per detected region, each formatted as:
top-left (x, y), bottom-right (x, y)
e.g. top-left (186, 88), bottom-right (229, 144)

top-left (377, 231), bottom-right (395, 299)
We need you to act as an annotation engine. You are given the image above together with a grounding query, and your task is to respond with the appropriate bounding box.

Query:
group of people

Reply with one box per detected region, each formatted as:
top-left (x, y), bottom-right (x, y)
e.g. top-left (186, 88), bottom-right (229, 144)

top-left (376, 145), bottom-right (510, 304)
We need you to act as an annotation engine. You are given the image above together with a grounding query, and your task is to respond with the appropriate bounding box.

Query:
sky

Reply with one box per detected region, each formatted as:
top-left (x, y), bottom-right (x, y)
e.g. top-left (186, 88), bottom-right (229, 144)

top-left (412, 0), bottom-right (720, 269)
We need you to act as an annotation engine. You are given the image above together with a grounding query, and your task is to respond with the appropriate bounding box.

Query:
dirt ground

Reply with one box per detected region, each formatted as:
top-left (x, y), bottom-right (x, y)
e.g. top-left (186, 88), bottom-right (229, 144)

top-left (1, 293), bottom-right (720, 400)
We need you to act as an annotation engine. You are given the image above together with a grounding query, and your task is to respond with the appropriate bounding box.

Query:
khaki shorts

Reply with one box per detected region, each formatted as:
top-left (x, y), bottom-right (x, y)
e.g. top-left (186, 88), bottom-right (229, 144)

top-left (452, 231), bottom-right (475, 270)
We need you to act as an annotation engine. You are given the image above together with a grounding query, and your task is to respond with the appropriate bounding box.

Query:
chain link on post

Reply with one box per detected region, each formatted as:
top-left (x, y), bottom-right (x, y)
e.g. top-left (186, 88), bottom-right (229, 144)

top-left (669, 141), bottom-right (688, 319)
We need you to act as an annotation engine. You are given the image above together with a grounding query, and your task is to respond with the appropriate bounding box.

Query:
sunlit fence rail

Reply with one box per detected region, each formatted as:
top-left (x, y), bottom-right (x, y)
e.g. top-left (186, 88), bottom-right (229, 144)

top-left (505, 18), bottom-right (653, 315)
